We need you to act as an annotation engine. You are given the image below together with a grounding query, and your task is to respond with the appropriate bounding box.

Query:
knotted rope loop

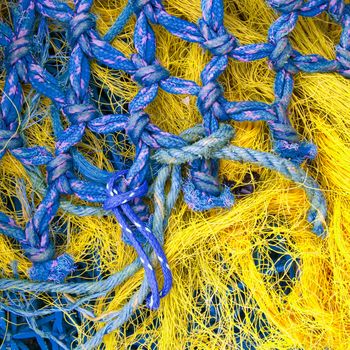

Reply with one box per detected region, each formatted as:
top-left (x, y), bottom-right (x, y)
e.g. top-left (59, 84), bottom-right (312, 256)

top-left (267, 0), bottom-right (303, 13)
top-left (153, 123), bottom-right (234, 165)
top-left (199, 20), bottom-right (238, 56)
top-left (47, 153), bottom-right (73, 194)
top-left (153, 123), bottom-right (236, 210)
top-left (104, 171), bottom-right (148, 211)
top-left (153, 125), bottom-right (326, 236)
top-left (47, 153), bottom-right (73, 184)
top-left (126, 112), bottom-right (150, 145)
top-left (133, 63), bottom-right (170, 87)
top-left (197, 81), bottom-right (223, 118)
top-left (267, 12), bottom-right (297, 72)
top-left (21, 239), bottom-right (55, 263)
top-left (68, 8), bottom-right (96, 48)
top-left (133, 0), bottom-right (161, 23)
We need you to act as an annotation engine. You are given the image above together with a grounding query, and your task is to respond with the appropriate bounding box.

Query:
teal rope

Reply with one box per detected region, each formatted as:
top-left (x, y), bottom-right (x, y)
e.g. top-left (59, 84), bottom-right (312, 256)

top-left (154, 124), bottom-right (326, 237)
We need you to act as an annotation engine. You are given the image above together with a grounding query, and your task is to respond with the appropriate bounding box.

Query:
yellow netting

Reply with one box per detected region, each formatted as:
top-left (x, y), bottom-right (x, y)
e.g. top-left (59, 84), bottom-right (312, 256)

top-left (0, 0), bottom-right (350, 348)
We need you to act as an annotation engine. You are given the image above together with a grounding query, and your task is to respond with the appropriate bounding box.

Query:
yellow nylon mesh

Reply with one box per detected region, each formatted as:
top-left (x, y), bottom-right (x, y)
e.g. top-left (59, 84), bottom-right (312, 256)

top-left (0, 0), bottom-right (350, 348)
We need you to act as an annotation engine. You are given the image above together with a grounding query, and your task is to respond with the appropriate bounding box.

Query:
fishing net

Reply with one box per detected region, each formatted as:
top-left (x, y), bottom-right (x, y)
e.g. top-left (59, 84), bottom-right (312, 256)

top-left (0, 0), bottom-right (349, 349)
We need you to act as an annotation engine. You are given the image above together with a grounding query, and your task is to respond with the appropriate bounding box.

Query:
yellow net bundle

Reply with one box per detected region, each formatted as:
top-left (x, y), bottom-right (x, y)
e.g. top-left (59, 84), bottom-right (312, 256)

top-left (0, 0), bottom-right (350, 349)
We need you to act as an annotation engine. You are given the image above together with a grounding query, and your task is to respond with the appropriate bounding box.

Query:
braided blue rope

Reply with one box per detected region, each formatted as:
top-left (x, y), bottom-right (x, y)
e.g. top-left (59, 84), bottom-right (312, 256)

top-left (0, 0), bottom-right (340, 347)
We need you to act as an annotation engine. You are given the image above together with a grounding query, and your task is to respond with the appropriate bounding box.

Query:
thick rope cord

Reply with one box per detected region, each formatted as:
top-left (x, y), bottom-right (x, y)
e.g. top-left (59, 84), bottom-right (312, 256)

top-left (0, 0), bottom-right (344, 347)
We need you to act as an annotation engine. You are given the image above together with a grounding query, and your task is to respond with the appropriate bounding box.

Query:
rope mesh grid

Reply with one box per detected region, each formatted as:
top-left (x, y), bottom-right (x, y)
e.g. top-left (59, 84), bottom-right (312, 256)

top-left (0, 0), bottom-right (344, 347)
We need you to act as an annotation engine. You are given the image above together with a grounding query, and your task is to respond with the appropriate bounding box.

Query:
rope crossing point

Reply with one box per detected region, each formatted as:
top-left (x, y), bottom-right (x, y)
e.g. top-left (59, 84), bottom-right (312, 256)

top-left (0, 0), bottom-right (342, 347)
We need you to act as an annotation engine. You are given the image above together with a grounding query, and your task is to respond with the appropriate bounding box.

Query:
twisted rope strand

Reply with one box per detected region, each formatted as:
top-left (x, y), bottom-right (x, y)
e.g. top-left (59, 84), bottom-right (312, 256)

top-left (0, 0), bottom-right (340, 347)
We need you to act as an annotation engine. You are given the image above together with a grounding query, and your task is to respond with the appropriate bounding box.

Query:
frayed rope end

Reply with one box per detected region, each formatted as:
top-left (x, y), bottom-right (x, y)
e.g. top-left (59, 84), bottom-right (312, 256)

top-left (183, 180), bottom-right (235, 211)
top-left (29, 253), bottom-right (75, 283)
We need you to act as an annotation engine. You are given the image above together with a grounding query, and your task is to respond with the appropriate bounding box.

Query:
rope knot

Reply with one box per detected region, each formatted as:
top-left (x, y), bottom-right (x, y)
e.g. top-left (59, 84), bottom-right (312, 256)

top-left (68, 11), bottom-right (96, 47)
top-left (47, 153), bottom-right (73, 193)
top-left (126, 112), bottom-right (150, 144)
top-left (153, 124), bottom-right (235, 210)
top-left (63, 103), bottom-right (99, 124)
top-left (267, 0), bottom-right (303, 12)
top-left (197, 81), bottom-right (223, 116)
top-left (104, 171), bottom-right (150, 245)
top-left (29, 253), bottom-right (75, 283)
top-left (5, 35), bottom-right (31, 67)
top-left (199, 19), bottom-right (238, 56)
top-left (133, 0), bottom-right (160, 22)
top-left (21, 226), bottom-right (75, 283)
top-left (267, 10), bottom-right (298, 72)
top-left (203, 32), bottom-right (238, 56)
top-left (153, 124), bottom-right (235, 165)
top-left (133, 62), bottom-right (170, 87)
top-left (268, 38), bottom-right (293, 71)
top-left (104, 171), bottom-right (148, 211)
top-left (21, 238), bottom-right (55, 263)
top-left (274, 139), bottom-right (317, 164)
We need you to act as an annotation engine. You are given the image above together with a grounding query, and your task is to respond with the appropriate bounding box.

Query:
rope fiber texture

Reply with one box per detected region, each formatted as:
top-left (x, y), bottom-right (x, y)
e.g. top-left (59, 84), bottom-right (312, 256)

top-left (0, 0), bottom-right (344, 348)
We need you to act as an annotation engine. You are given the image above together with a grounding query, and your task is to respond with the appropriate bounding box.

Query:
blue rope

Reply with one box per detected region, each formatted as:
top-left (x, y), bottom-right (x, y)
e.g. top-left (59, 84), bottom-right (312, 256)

top-left (0, 0), bottom-right (340, 347)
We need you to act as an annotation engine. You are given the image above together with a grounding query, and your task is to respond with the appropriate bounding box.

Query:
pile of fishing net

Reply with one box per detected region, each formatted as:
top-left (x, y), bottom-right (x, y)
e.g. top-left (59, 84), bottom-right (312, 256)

top-left (0, 0), bottom-right (349, 348)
